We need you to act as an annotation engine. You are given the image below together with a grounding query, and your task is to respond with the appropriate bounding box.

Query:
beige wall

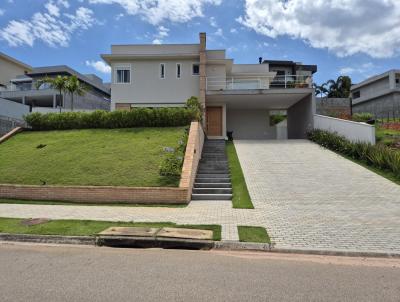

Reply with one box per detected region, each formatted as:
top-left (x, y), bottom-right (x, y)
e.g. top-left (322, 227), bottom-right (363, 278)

top-left (0, 58), bottom-right (30, 87)
top-left (110, 59), bottom-right (200, 110)
top-left (226, 109), bottom-right (275, 139)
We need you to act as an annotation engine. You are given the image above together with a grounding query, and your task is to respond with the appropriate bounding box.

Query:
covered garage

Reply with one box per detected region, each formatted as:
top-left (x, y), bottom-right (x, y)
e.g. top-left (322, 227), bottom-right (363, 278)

top-left (205, 88), bottom-right (315, 140)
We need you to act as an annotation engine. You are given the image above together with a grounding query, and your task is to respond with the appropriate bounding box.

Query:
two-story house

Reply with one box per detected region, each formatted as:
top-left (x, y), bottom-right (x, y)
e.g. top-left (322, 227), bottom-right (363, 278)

top-left (0, 65), bottom-right (111, 112)
top-left (351, 70), bottom-right (400, 118)
top-left (101, 33), bottom-right (317, 139)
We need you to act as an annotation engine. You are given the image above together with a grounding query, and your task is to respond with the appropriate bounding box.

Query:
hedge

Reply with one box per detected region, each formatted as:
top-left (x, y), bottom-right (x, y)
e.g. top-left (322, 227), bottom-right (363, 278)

top-left (159, 128), bottom-right (189, 177)
top-left (308, 129), bottom-right (400, 178)
top-left (24, 108), bottom-right (198, 131)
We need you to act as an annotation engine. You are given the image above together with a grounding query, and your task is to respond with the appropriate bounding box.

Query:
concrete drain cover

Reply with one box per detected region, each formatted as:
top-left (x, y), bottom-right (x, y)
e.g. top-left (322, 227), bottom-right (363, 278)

top-left (157, 228), bottom-right (213, 240)
top-left (98, 227), bottom-right (160, 237)
top-left (21, 218), bottom-right (50, 226)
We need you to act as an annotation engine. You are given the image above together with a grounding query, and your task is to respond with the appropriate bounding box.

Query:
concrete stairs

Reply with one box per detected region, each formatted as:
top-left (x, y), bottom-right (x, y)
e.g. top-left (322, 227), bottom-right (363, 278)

top-left (192, 140), bottom-right (232, 200)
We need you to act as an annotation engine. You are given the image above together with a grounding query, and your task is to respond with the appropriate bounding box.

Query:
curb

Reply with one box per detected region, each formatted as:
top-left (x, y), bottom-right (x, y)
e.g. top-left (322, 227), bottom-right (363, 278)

top-left (1, 234), bottom-right (400, 258)
top-left (214, 241), bottom-right (400, 258)
top-left (0, 233), bottom-right (95, 245)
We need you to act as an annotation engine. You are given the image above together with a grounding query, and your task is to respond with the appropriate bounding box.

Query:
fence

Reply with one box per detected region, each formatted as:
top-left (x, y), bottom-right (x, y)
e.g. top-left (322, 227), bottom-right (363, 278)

top-left (314, 114), bottom-right (375, 144)
top-left (0, 115), bottom-right (26, 136)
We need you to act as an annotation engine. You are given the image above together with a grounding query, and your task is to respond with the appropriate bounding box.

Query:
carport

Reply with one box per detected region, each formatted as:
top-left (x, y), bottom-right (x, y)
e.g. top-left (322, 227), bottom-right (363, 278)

top-left (205, 88), bottom-right (315, 140)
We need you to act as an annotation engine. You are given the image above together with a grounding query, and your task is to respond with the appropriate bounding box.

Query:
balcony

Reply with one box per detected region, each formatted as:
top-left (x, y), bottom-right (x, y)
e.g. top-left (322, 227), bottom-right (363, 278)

top-left (206, 75), bottom-right (313, 91)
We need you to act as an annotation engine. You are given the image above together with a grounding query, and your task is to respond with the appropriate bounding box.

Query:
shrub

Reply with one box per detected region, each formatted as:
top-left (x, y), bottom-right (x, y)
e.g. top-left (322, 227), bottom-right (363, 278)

top-left (185, 96), bottom-right (203, 122)
top-left (270, 114), bottom-right (286, 126)
top-left (159, 128), bottom-right (189, 177)
top-left (352, 112), bottom-right (373, 122)
top-left (308, 129), bottom-right (400, 178)
top-left (24, 108), bottom-right (197, 131)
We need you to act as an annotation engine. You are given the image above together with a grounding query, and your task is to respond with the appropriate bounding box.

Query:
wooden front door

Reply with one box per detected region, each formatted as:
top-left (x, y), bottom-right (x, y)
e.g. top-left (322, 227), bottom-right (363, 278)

top-left (206, 106), bottom-right (222, 136)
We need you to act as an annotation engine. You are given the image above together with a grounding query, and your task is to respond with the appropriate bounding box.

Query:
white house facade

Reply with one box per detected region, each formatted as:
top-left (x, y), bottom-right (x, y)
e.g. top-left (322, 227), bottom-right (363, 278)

top-left (102, 33), bottom-right (317, 140)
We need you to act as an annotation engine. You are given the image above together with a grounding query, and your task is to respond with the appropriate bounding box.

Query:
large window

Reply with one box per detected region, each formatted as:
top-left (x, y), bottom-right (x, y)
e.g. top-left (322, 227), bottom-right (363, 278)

top-left (160, 63), bottom-right (165, 79)
top-left (353, 90), bottom-right (360, 99)
top-left (192, 63), bottom-right (200, 75)
top-left (115, 66), bottom-right (131, 84)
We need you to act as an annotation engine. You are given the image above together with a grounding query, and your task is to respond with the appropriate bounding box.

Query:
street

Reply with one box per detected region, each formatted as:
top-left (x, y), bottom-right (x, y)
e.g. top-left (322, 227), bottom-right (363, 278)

top-left (0, 243), bottom-right (399, 301)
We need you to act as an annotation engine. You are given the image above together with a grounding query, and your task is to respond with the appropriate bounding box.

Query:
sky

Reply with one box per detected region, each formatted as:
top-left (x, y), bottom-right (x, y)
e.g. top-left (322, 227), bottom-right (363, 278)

top-left (0, 0), bottom-right (399, 85)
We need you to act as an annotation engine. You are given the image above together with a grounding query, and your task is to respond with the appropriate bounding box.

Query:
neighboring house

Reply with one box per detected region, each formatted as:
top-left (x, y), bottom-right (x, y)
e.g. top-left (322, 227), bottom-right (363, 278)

top-left (0, 65), bottom-right (111, 112)
top-left (0, 52), bottom-right (32, 90)
top-left (102, 33), bottom-right (317, 139)
top-left (351, 70), bottom-right (400, 118)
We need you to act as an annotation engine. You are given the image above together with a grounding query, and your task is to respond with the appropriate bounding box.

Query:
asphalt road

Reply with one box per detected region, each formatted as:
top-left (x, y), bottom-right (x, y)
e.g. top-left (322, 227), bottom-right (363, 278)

top-left (0, 243), bottom-right (399, 302)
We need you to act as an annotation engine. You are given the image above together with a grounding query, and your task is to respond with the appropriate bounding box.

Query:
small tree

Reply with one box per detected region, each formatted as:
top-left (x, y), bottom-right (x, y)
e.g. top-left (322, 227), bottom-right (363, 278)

top-left (65, 75), bottom-right (87, 111)
top-left (36, 75), bottom-right (68, 112)
top-left (185, 96), bottom-right (203, 122)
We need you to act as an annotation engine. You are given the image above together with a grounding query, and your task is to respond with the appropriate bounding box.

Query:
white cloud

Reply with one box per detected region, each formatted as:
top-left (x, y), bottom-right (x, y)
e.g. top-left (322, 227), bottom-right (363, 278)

top-left (238, 0), bottom-right (400, 58)
top-left (0, 2), bottom-right (95, 47)
top-left (157, 25), bottom-right (169, 38)
top-left (45, 1), bottom-right (61, 16)
top-left (230, 28), bottom-right (237, 34)
top-left (88, 0), bottom-right (222, 25)
top-left (86, 60), bottom-right (111, 73)
top-left (152, 38), bottom-right (162, 44)
top-left (340, 62), bottom-right (374, 75)
top-left (209, 16), bottom-right (217, 28)
top-left (214, 28), bottom-right (223, 37)
top-left (0, 9), bottom-right (5, 16)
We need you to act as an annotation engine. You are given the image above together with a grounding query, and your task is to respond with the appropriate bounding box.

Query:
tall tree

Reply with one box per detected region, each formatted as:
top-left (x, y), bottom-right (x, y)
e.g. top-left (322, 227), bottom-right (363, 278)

top-left (65, 75), bottom-right (87, 111)
top-left (35, 75), bottom-right (68, 112)
top-left (326, 76), bottom-right (352, 98)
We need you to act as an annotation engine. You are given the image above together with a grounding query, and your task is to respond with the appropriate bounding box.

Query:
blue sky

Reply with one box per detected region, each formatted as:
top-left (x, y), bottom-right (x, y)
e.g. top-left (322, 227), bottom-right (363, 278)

top-left (0, 0), bottom-right (399, 85)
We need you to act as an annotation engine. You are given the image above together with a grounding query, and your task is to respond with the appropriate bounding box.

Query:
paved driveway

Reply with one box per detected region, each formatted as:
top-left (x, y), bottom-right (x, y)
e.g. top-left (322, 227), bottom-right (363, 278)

top-left (234, 140), bottom-right (400, 253)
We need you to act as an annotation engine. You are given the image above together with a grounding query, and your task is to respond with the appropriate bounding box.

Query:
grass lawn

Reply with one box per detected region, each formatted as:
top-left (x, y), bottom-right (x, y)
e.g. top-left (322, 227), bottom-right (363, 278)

top-left (238, 226), bottom-right (270, 243)
top-left (226, 141), bottom-right (254, 209)
top-left (0, 218), bottom-right (221, 241)
top-left (0, 198), bottom-right (187, 207)
top-left (0, 128), bottom-right (186, 187)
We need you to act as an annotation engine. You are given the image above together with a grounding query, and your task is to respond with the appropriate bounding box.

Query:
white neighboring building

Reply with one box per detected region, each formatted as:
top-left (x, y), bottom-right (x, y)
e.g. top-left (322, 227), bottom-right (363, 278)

top-left (102, 33), bottom-right (317, 139)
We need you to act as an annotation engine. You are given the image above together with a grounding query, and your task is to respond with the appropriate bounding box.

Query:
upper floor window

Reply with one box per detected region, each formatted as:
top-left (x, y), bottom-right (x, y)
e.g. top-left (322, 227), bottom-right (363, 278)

top-left (176, 63), bottom-right (181, 78)
top-left (353, 91), bottom-right (360, 99)
top-left (160, 63), bottom-right (165, 79)
top-left (115, 66), bottom-right (130, 84)
top-left (192, 63), bottom-right (200, 76)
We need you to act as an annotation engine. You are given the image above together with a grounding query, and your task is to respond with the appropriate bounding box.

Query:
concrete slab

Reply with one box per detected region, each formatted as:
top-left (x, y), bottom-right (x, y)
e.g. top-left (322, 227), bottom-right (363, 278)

top-left (157, 228), bottom-right (213, 240)
top-left (98, 227), bottom-right (160, 237)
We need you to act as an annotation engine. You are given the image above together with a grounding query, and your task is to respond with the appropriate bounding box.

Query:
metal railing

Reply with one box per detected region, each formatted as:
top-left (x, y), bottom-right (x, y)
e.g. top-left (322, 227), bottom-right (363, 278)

top-left (206, 75), bottom-right (313, 91)
top-left (0, 82), bottom-right (52, 92)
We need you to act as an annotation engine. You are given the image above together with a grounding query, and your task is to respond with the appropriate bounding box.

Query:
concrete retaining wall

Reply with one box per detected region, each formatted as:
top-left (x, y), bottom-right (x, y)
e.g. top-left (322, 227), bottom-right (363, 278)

top-left (0, 97), bottom-right (29, 120)
top-left (314, 114), bottom-right (375, 144)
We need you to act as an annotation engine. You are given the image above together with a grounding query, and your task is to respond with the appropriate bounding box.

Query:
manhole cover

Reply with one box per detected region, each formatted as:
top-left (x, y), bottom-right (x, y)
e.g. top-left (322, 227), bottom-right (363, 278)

top-left (157, 228), bottom-right (213, 240)
top-left (98, 227), bottom-right (160, 237)
top-left (21, 218), bottom-right (50, 226)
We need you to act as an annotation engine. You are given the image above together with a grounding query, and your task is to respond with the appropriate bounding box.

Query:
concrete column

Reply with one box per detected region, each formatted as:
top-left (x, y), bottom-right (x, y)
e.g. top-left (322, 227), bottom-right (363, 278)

top-left (199, 32), bottom-right (207, 130)
top-left (22, 96), bottom-right (26, 105)
top-left (53, 94), bottom-right (57, 108)
top-left (287, 94), bottom-right (314, 139)
top-left (389, 70), bottom-right (396, 89)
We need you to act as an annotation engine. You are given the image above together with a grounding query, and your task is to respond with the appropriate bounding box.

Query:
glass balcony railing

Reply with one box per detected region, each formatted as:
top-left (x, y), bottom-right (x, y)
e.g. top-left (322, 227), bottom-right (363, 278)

top-left (206, 75), bottom-right (313, 91)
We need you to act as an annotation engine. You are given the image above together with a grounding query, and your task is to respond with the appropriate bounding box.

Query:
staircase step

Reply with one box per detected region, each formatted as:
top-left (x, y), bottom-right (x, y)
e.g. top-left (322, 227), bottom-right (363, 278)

top-left (194, 183), bottom-right (232, 188)
top-left (196, 173), bottom-right (230, 178)
top-left (197, 170), bottom-right (230, 174)
top-left (195, 178), bottom-right (231, 183)
top-left (191, 193), bottom-right (232, 200)
top-left (192, 188), bottom-right (232, 194)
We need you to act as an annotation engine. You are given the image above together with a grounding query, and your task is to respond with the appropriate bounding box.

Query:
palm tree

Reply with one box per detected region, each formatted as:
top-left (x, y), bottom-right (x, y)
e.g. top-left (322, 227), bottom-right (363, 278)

top-left (313, 83), bottom-right (329, 97)
top-left (35, 75), bottom-right (68, 112)
top-left (326, 76), bottom-right (352, 98)
top-left (65, 75), bottom-right (87, 111)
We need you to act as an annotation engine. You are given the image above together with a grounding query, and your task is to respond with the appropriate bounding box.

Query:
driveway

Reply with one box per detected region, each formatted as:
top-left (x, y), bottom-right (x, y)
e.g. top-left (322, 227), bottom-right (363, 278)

top-left (234, 139), bottom-right (400, 253)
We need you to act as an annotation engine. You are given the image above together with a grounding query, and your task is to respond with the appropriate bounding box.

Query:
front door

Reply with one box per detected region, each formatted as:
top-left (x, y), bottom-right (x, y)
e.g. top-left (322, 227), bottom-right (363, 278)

top-left (206, 106), bottom-right (222, 136)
